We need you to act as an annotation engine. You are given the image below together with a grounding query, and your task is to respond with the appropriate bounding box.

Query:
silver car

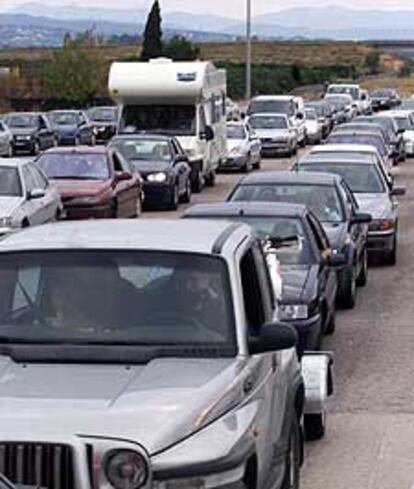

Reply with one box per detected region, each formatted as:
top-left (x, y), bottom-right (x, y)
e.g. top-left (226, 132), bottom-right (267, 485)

top-left (0, 121), bottom-right (13, 157)
top-left (297, 158), bottom-right (405, 264)
top-left (248, 113), bottom-right (298, 157)
top-left (0, 158), bottom-right (62, 233)
top-left (0, 219), bottom-right (304, 489)
top-left (221, 122), bottom-right (261, 171)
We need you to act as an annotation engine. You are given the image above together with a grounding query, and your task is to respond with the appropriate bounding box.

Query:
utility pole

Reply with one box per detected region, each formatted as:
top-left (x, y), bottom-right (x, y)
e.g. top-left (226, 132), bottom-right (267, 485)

top-left (245, 0), bottom-right (252, 102)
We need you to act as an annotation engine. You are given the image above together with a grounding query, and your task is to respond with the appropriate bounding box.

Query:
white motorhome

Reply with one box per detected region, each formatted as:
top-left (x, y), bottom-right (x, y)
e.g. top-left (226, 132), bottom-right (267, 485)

top-left (108, 58), bottom-right (227, 192)
top-left (247, 95), bottom-right (307, 146)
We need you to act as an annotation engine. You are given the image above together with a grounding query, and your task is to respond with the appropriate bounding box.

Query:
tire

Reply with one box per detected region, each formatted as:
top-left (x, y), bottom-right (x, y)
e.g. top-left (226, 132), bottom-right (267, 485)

top-left (253, 158), bottom-right (261, 170)
top-left (135, 194), bottom-right (142, 217)
top-left (6, 143), bottom-right (13, 158)
top-left (325, 311), bottom-right (336, 335)
top-left (304, 413), bottom-right (326, 441)
top-left (337, 266), bottom-right (356, 310)
top-left (384, 235), bottom-right (397, 266)
top-left (181, 178), bottom-right (192, 204)
top-left (111, 200), bottom-right (118, 219)
top-left (282, 416), bottom-right (301, 489)
top-left (356, 248), bottom-right (368, 287)
top-left (31, 141), bottom-right (40, 156)
top-left (167, 184), bottom-right (179, 211)
top-left (205, 170), bottom-right (216, 187)
top-left (21, 218), bottom-right (29, 228)
top-left (74, 136), bottom-right (80, 146)
top-left (191, 169), bottom-right (203, 194)
top-left (90, 134), bottom-right (96, 146)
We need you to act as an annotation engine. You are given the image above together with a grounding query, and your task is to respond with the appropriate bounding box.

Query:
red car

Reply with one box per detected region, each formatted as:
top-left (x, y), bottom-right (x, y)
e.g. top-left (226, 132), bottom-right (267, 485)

top-left (36, 146), bottom-right (142, 219)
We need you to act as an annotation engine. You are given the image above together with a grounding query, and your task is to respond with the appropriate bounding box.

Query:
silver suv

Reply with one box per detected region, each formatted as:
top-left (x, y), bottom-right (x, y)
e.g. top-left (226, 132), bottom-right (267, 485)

top-left (0, 220), bottom-right (304, 489)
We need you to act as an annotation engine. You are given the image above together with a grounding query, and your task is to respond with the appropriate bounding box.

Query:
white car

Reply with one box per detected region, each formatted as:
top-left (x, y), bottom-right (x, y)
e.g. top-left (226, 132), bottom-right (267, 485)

top-left (325, 93), bottom-right (356, 118)
top-left (225, 97), bottom-right (241, 120)
top-left (0, 121), bottom-right (13, 157)
top-left (0, 158), bottom-right (63, 234)
top-left (221, 121), bottom-right (261, 171)
top-left (380, 110), bottom-right (414, 157)
top-left (305, 107), bottom-right (323, 144)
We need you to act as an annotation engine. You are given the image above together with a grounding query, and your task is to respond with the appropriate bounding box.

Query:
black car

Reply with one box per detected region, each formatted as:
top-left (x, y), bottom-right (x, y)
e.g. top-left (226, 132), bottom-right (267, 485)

top-left (184, 201), bottom-right (343, 354)
top-left (3, 112), bottom-right (56, 155)
top-left (228, 171), bottom-right (371, 309)
top-left (370, 88), bottom-right (400, 111)
top-left (48, 110), bottom-right (96, 146)
top-left (87, 106), bottom-right (118, 144)
top-left (109, 134), bottom-right (192, 210)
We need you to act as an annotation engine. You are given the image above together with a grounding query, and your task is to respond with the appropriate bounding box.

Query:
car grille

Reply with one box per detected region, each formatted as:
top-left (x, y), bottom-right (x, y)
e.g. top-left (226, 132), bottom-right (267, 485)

top-left (0, 442), bottom-right (75, 489)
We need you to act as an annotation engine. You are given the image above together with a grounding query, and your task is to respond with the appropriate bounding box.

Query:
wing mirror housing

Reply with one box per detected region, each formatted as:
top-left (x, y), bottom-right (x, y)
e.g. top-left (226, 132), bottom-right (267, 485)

top-left (249, 322), bottom-right (297, 355)
top-left (351, 212), bottom-right (372, 225)
top-left (116, 171), bottom-right (132, 181)
top-left (28, 188), bottom-right (45, 200)
top-left (174, 155), bottom-right (189, 165)
top-left (391, 186), bottom-right (406, 196)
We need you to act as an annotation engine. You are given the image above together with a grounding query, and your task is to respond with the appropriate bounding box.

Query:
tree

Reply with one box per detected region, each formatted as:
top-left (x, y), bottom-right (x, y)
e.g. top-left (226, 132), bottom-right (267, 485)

top-left (140, 1), bottom-right (163, 61)
top-left (44, 33), bottom-right (105, 107)
top-left (164, 36), bottom-right (200, 61)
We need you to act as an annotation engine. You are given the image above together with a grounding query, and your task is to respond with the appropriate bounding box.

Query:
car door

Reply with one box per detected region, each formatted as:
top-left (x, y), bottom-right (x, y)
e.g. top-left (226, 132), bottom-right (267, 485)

top-left (246, 125), bottom-right (260, 162)
top-left (20, 164), bottom-right (42, 225)
top-left (29, 163), bottom-right (58, 222)
top-left (170, 139), bottom-right (188, 195)
top-left (111, 150), bottom-right (139, 217)
top-left (306, 212), bottom-right (338, 315)
top-left (78, 112), bottom-right (92, 144)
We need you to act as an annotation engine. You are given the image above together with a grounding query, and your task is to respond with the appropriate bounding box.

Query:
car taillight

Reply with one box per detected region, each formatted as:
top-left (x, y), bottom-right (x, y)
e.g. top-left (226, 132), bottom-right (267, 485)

top-left (369, 219), bottom-right (394, 232)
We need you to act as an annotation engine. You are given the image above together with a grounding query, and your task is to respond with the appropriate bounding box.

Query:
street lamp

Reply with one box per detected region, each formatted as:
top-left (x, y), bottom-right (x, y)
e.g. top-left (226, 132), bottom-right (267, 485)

top-left (245, 0), bottom-right (251, 102)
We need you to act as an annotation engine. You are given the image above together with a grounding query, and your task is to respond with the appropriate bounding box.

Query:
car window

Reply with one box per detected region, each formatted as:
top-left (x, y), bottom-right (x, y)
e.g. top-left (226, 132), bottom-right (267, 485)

top-left (36, 153), bottom-right (110, 180)
top-left (21, 165), bottom-right (37, 192)
top-left (28, 164), bottom-right (48, 190)
top-left (0, 167), bottom-right (22, 197)
top-left (240, 247), bottom-right (266, 334)
top-left (252, 240), bottom-right (275, 316)
top-left (307, 212), bottom-right (330, 251)
top-left (111, 139), bottom-right (172, 163)
top-left (112, 151), bottom-right (129, 173)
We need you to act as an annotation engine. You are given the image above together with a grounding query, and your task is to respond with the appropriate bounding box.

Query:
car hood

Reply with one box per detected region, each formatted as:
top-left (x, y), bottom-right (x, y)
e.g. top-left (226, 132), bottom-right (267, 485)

top-left (0, 356), bottom-right (244, 454)
top-left (57, 124), bottom-right (78, 135)
top-left (0, 196), bottom-right (24, 218)
top-left (323, 222), bottom-right (348, 250)
top-left (403, 130), bottom-right (414, 142)
top-left (54, 179), bottom-right (110, 198)
top-left (355, 193), bottom-right (392, 219)
top-left (254, 128), bottom-right (289, 138)
top-left (280, 265), bottom-right (314, 303)
top-left (129, 160), bottom-right (171, 174)
top-left (9, 128), bottom-right (36, 136)
top-left (227, 139), bottom-right (246, 151)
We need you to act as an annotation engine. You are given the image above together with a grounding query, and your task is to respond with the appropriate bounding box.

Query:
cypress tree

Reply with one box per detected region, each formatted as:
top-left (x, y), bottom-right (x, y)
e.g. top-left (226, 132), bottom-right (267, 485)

top-left (140, 1), bottom-right (163, 61)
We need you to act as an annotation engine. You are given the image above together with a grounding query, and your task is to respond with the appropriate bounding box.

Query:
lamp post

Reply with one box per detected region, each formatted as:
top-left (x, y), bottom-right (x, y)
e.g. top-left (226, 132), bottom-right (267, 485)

top-left (245, 0), bottom-right (252, 102)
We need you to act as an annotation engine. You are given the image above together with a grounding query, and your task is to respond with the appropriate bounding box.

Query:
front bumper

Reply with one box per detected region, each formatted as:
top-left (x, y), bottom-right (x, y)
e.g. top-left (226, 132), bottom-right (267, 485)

top-left (367, 230), bottom-right (395, 253)
top-left (12, 138), bottom-right (33, 152)
top-left (63, 203), bottom-right (113, 220)
top-left (58, 135), bottom-right (77, 146)
top-left (143, 183), bottom-right (174, 207)
top-left (260, 141), bottom-right (291, 155)
top-left (220, 155), bottom-right (249, 169)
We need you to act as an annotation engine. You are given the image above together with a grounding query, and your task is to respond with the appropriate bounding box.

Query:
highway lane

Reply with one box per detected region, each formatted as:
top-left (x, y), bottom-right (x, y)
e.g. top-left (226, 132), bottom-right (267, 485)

top-left (144, 153), bottom-right (414, 489)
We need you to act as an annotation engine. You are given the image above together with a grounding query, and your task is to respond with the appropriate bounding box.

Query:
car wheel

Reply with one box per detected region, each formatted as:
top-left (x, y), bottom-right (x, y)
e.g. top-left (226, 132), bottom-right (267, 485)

top-left (337, 266), bottom-right (356, 310)
top-left (135, 194), bottom-right (142, 217)
top-left (191, 169), bottom-right (203, 193)
top-left (304, 413), bottom-right (326, 441)
top-left (282, 416), bottom-right (301, 489)
top-left (385, 235), bottom-right (397, 266)
top-left (181, 178), bottom-right (192, 204)
top-left (253, 158), bottom-right (261, 170)
top-left (325, 311), bottom-right (336, 335)
top-left (111, 200), bottom-right (118, 218)
top-left (356, 248), bottom-right (368, 287)
top-left (167, 184), bottom-right (179, 211)
top-left (75, 136), bottom-right (80, 146)
top-left (6, 143), bottom-right (13, 158)
top-left (32, 141), bottom-right (40, 156)
top-left (205, 170), bottom-right (216, 187)
top-left (21, 218), bottom-right (29, 228)
top-left (90, 134), bottom-right (96, 146)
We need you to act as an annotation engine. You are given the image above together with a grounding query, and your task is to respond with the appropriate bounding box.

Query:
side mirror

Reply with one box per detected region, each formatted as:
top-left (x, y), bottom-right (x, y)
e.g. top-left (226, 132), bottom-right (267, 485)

top-left (328, 252), bottom-right (347, 268)
top-left (391, 186), bottom-right (406, 196)
top-left (28, 188), bottom-right (45, 200)
top-left (351, 212), bottom-right (372, 225)
top-left (296, 112), bottom-right (304, 120)
top-left (249, 322), bottom-right (297, 355)
top-left (398, 128), bottom-right (405, 134)
top-left (116, 171), bottom-right (132, 181)
top-left (174, 155), bottom-right (189, 165)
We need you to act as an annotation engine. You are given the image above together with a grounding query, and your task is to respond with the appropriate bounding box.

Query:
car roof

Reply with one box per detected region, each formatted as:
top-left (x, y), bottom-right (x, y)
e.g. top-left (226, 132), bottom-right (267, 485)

top-left (310, 143), bottom-right (379, 153)
top-left (329, 130), bottom-right (383, 138)
top-left (237, 170), bottom-right (340, 186)
top-left (299, 157), bottom-right (374, 166)
top-left (49, 110), bottom-right (81, 114)
top-left (42, 146), bottom-right (109, 155)
top-left (249, 112), bottom-right (287, 118)
top-left (0, 158), bottom-right (33, 168)
top-left (251, 95), bottom-right (294, 101)
top-left (0, 220), bottom-right (250, 256)
top-left (185, 202), bottom-right (308, 219)
top-left (111, 134), bottom-right (173, 141)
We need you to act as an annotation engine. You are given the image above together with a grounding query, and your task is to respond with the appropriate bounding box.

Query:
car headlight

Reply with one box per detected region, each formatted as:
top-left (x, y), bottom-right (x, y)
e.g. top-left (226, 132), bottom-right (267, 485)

top-left (0, 217), bottom-right (12, 228)
top-left (105, 449), bottom-right (148, 489)
top-left (147, 172), bottom-right (168, 183)
top-left (279, 304), bottom-right (308, 320)
top-left (16, 135), bottom-right (32, 141)
top-left (369, 218), bottom-right (395, 232)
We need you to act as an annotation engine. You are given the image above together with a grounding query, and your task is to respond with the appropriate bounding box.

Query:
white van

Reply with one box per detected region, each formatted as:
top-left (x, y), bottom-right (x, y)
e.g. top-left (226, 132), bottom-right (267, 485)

top-left (108, 58), bottom-right (227, 192)
top-left (326, 83), bottom-right (365, 114)
top-left (247, 95), bottom-right (306, 146)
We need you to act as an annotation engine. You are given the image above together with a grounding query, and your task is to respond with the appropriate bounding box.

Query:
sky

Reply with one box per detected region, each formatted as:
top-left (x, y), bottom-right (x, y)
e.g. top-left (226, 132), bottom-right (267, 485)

top-left (3, 0), bottom-right (414, 18)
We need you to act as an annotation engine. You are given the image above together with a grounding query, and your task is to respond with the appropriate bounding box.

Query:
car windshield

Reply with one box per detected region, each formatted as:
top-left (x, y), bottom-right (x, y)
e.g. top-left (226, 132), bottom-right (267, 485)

top-left (305, 110), bottom-right (316, 120)
top-left (227, 125), bottom-right (246, 139)
top-left (300, 163), bottom-right (385, 194)
top-left (372, 89), bottom-right (392, 97)
top-left (120, 105), bottom-right (196, 136)
top-left (88, 107), bottom-right (117, 122)
top-left (0, 251), bottom-right (235, 350)
top-left (327, 100), bottom-right (345, 111)
top-left (4, 115), bottom-right (37, 128)
top-left (307, 104), bottom-right (324, 117)
top-left (327, 134), bottom-right (387, 156)
top-left (328, 86), bottom-right (359, 100)
top-left (231, 183), bottom-right (344, 223)
top-left (0, 167), bottom-right (22, 196)
top-left (309, 151), bottom-right (377, 163)
top-left (394, 117), bottom-right (411, 131)
top-left (249, 115), bottom-right (288, 129)
top-left (36, 153), bottom-right (109, 180)
top-left (111, 139), bottom-right (171, 162)
top-left (249, 100), bottom-right (295, 116)
top-left (49, 113), bottom-right (79, 126)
